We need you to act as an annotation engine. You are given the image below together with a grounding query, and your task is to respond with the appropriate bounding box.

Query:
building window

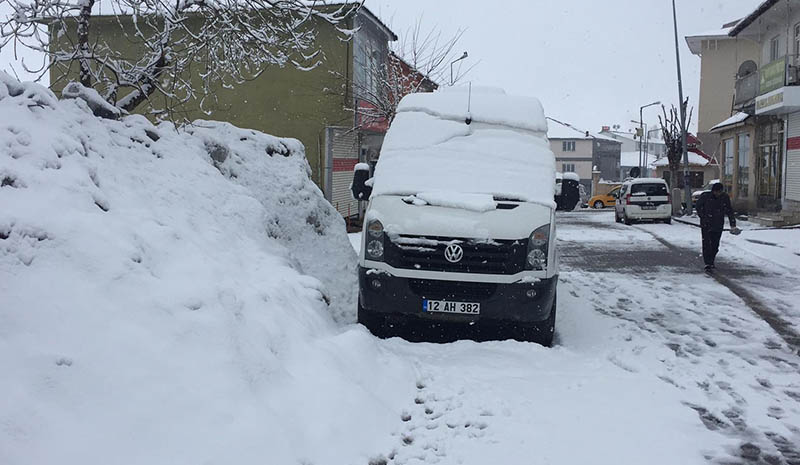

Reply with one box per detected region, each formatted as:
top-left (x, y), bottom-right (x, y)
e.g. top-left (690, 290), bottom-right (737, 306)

top-left (770, 35), bottom-right (780, 61)
top-left (562, 163), bottom-right (576, 173)
top-left (737, 133), bottom-right (750, 198)
top-left (723, 138), bottom-right (735, 179)
top-left (562, 141), bottom-right (576, 152)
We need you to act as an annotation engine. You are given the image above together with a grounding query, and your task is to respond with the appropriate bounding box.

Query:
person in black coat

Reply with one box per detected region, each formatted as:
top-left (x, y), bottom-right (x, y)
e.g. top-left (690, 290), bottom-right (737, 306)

top-left (695, 183), bottom-right (736, 270)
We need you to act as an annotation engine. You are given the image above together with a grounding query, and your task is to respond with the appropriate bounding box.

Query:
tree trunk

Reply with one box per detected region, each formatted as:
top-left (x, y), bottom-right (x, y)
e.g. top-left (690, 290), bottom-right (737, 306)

top-left (117, 52), bottom-right (169, 112)
top-left (77, 0), bottom-right (96, 88)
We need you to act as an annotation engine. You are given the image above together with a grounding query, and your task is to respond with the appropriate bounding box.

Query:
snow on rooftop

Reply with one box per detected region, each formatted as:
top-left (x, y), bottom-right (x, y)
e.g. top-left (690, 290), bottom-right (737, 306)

top-left (374, 91), bottom-right (556, 207)
top-left (398, 87), bottom-right (548, 133)
top-left (620, 151), bottom-right (657, 167)
top-left (686, 25), bottom-right (735, 38)
top-left (546, 118), bottom-right (592, 140)
top-left (651, 152), bottom-right (711, 167)
top-left (710, 112), bottom-right (750, 131)
top-left (546, 118), bottom-right (620, 143)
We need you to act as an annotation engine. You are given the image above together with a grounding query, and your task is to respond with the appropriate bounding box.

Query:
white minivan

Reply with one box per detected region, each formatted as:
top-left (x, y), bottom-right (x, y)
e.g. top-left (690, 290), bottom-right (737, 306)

top-left (351, 88), bottom-right (559, 345)
top-left (614, 177), bottom-right (672, 224)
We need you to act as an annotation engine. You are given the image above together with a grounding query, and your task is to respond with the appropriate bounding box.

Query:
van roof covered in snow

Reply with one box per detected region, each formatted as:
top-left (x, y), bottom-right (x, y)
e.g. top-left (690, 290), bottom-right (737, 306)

top-left (371, 89), bottom-right (556, 208)
top-left (397, 86), bottom-right (548, 134)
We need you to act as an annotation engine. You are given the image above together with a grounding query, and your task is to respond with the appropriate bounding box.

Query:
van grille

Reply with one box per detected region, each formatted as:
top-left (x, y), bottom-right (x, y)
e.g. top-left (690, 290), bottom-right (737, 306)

top-left (385, 235), bottom-right (527, 275)
top-left (409, 279), bottom-right (498, 301)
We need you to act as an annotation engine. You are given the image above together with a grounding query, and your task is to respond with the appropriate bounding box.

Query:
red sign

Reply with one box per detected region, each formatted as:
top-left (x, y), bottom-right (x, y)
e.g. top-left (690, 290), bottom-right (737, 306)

top-left (333, 158), bottom-right (358, 172)
top-left (788, 136), bottom-right (800, 151)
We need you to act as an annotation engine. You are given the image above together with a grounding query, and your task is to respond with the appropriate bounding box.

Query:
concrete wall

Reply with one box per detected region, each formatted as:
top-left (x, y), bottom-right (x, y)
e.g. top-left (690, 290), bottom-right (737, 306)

top-left (695, 37), bottom-right (759, 133)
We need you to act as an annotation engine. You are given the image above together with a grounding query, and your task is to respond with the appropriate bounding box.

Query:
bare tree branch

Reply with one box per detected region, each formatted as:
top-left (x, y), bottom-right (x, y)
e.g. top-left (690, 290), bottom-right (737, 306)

top-left (0, 0), bottom-right (361, 118)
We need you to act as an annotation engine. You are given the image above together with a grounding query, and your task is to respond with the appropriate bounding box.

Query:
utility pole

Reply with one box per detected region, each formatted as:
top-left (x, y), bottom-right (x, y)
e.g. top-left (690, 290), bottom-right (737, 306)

top-left (671, 0), bottom-right (692, 215)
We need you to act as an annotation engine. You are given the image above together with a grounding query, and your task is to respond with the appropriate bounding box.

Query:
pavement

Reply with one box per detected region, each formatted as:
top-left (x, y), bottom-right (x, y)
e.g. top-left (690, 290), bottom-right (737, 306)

top-left (557, 209), bottom-right (800, 464)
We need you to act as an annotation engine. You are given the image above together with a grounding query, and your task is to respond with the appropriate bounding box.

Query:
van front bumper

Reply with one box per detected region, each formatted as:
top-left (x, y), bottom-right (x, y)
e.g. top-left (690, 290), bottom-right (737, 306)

top-left (358, 267), bottom-right (557, 325)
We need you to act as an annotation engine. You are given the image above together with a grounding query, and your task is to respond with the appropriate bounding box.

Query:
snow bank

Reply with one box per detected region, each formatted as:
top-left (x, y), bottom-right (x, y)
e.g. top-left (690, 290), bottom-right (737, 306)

top-left (0, 73), bottom-right (414, 465)
top-left (372, 91), bottom-right (556, 207)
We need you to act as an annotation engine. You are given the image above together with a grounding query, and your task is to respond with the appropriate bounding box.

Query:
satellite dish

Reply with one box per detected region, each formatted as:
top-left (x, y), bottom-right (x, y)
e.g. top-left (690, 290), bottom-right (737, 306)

top-left (629, 167), bottom-right (641, 178)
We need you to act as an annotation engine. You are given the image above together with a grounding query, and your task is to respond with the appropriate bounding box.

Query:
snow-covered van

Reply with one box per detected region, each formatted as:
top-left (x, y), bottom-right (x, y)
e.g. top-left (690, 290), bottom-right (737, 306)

top-left (351, 88), bottom-right (559, 345)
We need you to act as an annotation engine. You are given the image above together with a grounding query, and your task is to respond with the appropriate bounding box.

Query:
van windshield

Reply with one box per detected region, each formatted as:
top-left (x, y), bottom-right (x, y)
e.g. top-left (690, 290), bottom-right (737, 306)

top-left (631, 183), bottom-right (668, 196)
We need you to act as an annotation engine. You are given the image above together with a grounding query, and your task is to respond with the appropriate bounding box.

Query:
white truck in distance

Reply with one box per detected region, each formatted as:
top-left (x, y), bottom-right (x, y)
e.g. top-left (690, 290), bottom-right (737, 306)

top-left (351, 87), bottom-right (559, 345)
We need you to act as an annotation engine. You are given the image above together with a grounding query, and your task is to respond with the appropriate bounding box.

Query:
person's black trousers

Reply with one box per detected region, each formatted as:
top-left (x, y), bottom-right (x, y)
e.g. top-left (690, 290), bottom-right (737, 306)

top-left (701, 228), bottom-right (723, 266)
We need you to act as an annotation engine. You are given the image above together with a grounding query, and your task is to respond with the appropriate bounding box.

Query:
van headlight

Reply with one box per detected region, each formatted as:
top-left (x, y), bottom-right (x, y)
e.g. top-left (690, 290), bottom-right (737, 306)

top-left (526, 224), bottom-right (550, 270)
top-left (365, 219), bottom-right (385, 261)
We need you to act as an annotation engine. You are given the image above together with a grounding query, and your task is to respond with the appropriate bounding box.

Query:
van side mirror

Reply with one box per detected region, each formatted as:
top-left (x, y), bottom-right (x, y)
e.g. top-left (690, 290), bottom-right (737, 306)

top-left (351, 163), bottom-right (372, 201)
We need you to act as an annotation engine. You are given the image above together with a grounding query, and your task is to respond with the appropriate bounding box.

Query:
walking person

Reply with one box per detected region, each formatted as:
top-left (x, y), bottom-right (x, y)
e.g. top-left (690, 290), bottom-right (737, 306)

top-left (695, 182), bottom-right (736, 271)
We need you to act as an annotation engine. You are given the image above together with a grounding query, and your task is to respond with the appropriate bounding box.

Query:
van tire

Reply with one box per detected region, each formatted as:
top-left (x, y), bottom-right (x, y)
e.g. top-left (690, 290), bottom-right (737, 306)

top-left (593, 200), bottom-right (604, 209)
top-left (538, 293), bottom-right (557, 347)
top-left (663, 217), bottom-right (672, 224)
top-left (623, 214), bottom-right (633, 225)
top-left (518, 292), bottom-right (556, 347)
top-left (358, 301), bottom-right (387, 338)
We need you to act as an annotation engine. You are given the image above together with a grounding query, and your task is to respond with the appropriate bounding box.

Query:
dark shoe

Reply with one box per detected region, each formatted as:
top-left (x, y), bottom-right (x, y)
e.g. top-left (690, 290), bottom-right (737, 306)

top-left (704, 265), bottom-right (714, 272)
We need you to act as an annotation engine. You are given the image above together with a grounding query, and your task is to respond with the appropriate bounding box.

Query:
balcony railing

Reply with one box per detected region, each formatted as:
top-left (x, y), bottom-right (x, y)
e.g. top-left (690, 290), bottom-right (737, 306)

top-left (734, 72), bottom-right (758, 109)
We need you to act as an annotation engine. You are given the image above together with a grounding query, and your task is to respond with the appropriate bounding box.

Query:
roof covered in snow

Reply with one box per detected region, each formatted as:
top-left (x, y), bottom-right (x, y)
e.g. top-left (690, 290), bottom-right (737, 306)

top-left (398, 86), bottom-right (548, 134)
top-left (651, 152), bottom-right (712, 167)
top-left (710, 112), bottom-right (750, 132)
top-left (624, 177), bottom-right (669, 185)
top-left (620, 151), bottom-right (656, 167)
top-left (730, 1), bottom-right (780, 36)
top-left (373, 90), bottom-right (556, 207)
top-left (546, 118), bottom-right (619, 143)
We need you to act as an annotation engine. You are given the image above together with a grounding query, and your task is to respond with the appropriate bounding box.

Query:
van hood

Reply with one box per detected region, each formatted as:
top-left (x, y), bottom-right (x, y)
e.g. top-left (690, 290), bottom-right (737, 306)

top-left (367, 195), bottom-right (553, 240)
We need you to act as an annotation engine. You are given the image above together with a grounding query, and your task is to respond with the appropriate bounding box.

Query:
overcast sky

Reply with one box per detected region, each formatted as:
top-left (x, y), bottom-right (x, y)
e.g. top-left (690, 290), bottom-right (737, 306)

top-left (372, 0), bottom-right (759, 133)
top-left (1, 0), bottom-right (760, 133)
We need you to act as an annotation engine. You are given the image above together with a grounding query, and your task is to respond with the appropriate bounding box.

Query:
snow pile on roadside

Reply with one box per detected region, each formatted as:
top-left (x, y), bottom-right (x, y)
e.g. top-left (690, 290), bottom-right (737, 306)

top-left (182, 120), bottom-right (357, 322)
top-left (0, 75), bottom-right (411, 465)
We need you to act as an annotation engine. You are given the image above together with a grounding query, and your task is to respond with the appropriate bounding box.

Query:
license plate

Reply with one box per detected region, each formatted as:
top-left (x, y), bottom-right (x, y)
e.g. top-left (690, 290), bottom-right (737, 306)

top-left (641, 205), bottom-right (656, 210)
top-left (423, 300), bottom-right (481, 315)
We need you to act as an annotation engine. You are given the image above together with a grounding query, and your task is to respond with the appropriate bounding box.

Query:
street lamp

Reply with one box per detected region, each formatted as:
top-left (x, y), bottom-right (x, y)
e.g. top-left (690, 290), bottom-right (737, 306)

top-left (450, 51), bottom-right (468, 86)
top-left (638, 101), bottom-right (660, 176)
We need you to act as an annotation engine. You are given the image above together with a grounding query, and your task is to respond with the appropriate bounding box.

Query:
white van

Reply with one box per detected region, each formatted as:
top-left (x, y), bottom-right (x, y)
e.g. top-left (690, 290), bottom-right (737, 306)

top-left (614, 177), bottom-right (672, 224)
top-left (351, 88), bottom-right (559, 345)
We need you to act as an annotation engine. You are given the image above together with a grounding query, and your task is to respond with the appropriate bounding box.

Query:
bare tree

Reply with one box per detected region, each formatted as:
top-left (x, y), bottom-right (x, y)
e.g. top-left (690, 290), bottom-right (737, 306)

top-left (334, 19), bottom-right (475, 130)
top-left (0, 1), bottom-right (359, 117)
top-left (658, 101), bottom-right (693, 189)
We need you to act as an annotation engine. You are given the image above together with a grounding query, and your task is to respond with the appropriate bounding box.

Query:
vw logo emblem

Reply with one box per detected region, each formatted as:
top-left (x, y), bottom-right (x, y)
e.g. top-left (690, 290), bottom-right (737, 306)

top-left (444, 243), bottom-right (464, 263)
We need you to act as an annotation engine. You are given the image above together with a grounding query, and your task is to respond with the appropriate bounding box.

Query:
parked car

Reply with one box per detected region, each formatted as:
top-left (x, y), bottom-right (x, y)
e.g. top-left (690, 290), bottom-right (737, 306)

top-left (614, 178), bottom-right (672, 224)
top-left (352, 88), bottom-right (559, 346)
top-left (691, 179), bottom-right (721, 203)
top-left (589, 186), bottom-right (620, 209)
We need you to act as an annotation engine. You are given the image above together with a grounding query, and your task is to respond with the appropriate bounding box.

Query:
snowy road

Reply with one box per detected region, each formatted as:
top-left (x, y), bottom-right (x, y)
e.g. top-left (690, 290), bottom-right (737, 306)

top-left (357, 210), bottom-right (800, 465)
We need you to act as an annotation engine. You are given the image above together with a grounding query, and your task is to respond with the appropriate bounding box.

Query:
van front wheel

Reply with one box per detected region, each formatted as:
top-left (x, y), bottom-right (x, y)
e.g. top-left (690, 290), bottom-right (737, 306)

top-left (358, 301), bottom-right (387, 338)
top-left (519, 293), bottom-right (556, 347)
